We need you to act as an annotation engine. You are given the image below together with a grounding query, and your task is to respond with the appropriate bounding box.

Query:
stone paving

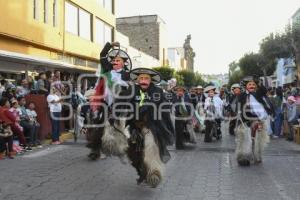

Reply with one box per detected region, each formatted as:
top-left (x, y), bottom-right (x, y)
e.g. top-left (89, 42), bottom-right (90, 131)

top-left (1, 122), bottom-right (300, 200)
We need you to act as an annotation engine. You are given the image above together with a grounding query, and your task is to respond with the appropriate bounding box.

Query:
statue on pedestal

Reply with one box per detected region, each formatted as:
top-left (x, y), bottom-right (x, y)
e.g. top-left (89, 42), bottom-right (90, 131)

top-left (183, 34), bottom-right (196, 71)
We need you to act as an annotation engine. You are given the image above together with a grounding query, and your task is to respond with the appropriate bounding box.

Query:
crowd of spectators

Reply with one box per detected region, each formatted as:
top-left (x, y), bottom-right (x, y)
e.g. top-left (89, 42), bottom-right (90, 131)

top-left (0, 70), bottom-right (76, 159)
top-left (266, 84), bottom-right (300, 141)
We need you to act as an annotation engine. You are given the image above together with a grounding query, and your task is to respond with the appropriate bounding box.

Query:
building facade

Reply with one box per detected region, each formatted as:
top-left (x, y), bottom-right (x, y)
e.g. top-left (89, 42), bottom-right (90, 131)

top-left (116, 32), bottom-right (160, 69)
top-left (116, 15), bottom-right (168, 66)
top-left (0, 0), bottom-right (115, 78)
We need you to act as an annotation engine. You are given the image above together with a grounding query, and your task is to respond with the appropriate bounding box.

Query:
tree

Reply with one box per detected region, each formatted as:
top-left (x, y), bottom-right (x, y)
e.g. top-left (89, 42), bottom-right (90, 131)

top-left (228, 69), bottom-right (243, 87)
top-left (228, 61), bottom-right (239, 78)
top-left (176, 70), bottom-right (195, 87)
top-left (260, 33), bottom-right (293, 61)
top-left (175, 70), bottom-right (206, 87)
top-left (239, 52), bottom-right (271, 77)
top-left (152, 66), bottom-right (175, 81)
top-left (194, 72), bottom-right (206, 86)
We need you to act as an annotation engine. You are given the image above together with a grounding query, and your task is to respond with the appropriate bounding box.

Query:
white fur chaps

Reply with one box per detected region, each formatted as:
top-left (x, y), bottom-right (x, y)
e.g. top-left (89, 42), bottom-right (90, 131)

top-left (101, 119), bottom-right (130, 159)
top-left (235, 121), bottom-right (269, 165)
top-left (142, 128), bottom-right (165, 188)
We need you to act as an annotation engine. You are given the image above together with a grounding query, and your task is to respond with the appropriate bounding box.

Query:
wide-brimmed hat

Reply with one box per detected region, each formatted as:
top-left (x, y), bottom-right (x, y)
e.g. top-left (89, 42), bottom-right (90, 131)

top-left (196, 85), bottom-right (203, 89)
top-left (107, 49), bottom-right (132, 71)
top-left (204, 85), bottom-right (217, 93)
top-left (231, 83), bottom-right (241, 90)
top-left (173, 86), bottom-right (186, 91)
top-left (130, 68), bottom-right (161, 84)
top-left (108, 49), bottom-right (129, 60)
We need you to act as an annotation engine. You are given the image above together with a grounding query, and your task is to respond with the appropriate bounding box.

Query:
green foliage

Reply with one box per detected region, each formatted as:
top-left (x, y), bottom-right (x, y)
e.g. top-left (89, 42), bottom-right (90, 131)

top-left (260, 33), bottom-right (293, 60)
top-left (176, 70), bottom-right (195, 87)
top-left (228, 69), bottom-right (243, 87)
top-left (239, 53), bottom-right (265, 77)
top-left (176, 70), bottom-right (206, 88)
top-left (194, 72), bottom-right (206, 86)
top-left (152, 66), bottom-right (175, 81)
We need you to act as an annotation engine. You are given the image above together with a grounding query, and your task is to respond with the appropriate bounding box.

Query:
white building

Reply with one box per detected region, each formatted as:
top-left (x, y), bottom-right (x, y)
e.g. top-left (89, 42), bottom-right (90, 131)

top-left (167, 47), bottom-right (186, 71)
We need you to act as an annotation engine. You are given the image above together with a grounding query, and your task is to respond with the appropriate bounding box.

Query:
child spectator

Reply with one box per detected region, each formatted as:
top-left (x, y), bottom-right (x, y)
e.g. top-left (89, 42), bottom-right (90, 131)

top-left (26, 102), bottom-right (42, 147)
top-left (0, 120), bottom-right (14, 159)
top-left (8, 99), bottom-right (32, 151)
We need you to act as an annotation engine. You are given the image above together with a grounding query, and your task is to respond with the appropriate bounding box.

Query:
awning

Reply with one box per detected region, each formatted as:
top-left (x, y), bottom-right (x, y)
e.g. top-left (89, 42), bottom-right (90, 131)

top-left (0, 50), bottom-right (97, 73)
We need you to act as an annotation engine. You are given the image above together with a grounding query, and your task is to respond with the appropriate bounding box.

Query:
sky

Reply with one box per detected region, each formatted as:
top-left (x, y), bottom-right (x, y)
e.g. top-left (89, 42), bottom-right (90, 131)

top-left (116, 0), bottom-right (300, 75)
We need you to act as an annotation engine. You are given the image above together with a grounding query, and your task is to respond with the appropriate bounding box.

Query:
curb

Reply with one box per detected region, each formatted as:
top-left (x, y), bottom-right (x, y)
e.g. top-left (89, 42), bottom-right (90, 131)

top-left (42, 132), bottom-right (74, 145)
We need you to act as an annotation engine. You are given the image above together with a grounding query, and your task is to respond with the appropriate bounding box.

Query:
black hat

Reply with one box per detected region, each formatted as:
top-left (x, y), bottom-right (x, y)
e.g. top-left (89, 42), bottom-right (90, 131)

top-left (130, 68), bottom-right (161, 84)
top-left (107, 49), bottom-right (132, 71)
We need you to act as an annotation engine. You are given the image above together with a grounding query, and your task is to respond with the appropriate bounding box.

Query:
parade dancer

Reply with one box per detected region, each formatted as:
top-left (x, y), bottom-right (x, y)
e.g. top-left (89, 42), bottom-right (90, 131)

top-left (203, 85), bottom-right (224, 142)
top-left (227, 83), bottom-right (241, 136)
top-left (235, 76), bottom-right (273, 166)
top-left (125, 68), bottom-right (174, 188)
top-left (86, 41), bottom-right (131, 160)
top-left (173, 86), bottom-right (196, 149)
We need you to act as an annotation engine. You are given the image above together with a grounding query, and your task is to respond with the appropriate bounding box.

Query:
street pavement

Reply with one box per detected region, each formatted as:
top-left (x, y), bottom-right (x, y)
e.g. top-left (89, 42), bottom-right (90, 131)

top-left (1, 122), bottom-right (300, 200)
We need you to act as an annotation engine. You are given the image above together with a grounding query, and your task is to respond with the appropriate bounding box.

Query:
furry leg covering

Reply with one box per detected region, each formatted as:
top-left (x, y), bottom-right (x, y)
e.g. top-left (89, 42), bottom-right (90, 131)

top-left (101, 119), bottom-right (129, 162)
top-left (142, 127), bottom-right (164, 188)
top-left (253, 120), bottom-right (269, 163)
top-left (235, 124), bottom-right (253, 166)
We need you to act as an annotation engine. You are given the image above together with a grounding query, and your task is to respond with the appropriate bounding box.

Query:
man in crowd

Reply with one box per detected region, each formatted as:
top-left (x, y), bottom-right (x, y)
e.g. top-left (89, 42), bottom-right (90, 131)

top-left (16, 79), bottom-right (30, 98)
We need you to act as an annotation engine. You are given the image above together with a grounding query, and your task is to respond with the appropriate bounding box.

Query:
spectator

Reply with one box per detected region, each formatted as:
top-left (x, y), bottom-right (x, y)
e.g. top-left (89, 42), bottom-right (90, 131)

top-left (17, 97), bottom-right (36, 147)
top-left (53, 70), bottom-right (65, 96)
top-left (45, 71), bottom-right (53, 93)
top-left (271, 87), bottom-right (284, 138)
top-left (47, 86), bottom-right (62, 145)
top-left (286, 96), bottom-right (298, 141)
top-left (26, 102), bottom-right (42, 147)
top-left (37, 72), bottom-right (48, 95)
top-left (0, 98), bottom-right (30, 151)
top-left (3, 85), bottom-right (17, 101)
top-left (0, 79), bottom-right (7, 100)
top-left (16, 79), bottom-right (30, 97)
top-left (27, 76), bottom-right (37, 91)
top-left (0, 120), bottom-right (14, 159)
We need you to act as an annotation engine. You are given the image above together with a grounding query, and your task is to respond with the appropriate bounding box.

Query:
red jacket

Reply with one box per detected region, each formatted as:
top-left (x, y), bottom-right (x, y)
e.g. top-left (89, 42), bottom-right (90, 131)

top-left (0, 107), bottom-right (14, 125)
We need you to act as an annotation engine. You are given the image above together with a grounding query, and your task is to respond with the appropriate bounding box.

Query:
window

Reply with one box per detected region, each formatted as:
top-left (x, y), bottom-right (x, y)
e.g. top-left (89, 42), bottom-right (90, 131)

top-left (79, 9), bottom-right (91, 40)
top-left (53, 0), bottom-right (58, 26)
top-left (97, 0), bottom-right (113, 13)
top-left (95, 18), bottom-right (104, 44)
top-left (33, 0), bottom-right (39, 20)
top-left (104, 24), bottom-right (112, 43)
top-left (95, 18), bottom-right (112, 45)
top-left (65, 2), bottom-right (92, 41)
top-left (44, 0), bottom-right (48, 23)
top-left (104, 0), bottom-right (113, 13)
top-left (96, 0), bottom-right (104, 7)
top-left (65, 2), bottom-right (78, 35)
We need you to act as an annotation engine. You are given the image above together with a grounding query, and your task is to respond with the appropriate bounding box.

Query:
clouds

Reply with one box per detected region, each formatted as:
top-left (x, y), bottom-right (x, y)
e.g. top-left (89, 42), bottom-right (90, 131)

top-left (116, 0), bottom-right (300, 74)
